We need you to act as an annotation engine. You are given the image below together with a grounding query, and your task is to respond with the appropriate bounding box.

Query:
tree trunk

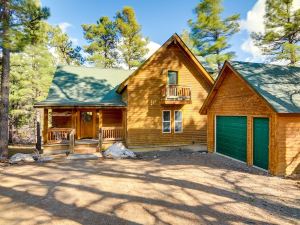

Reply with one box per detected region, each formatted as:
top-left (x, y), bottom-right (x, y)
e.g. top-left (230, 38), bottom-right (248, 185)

top-left (0, 48), bottom-right (10, 158)
top-left (0, 0), bottom-right (10, 159)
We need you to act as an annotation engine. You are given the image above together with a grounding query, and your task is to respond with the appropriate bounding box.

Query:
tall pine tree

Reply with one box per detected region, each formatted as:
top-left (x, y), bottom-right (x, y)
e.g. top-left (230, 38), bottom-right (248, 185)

top-left (0, 0), bottom-right (49, 158)
top-left (82, 16), bottom-right (119, 68)
top-left (116, 6), bottom-right (149, 69)
top-left (252, 0), bottom-right (300, 65)
top-left (188, 0), bottom-right (240, 71)
top-left (49, 25), bottom-right (84, 65)
top-left (10, 44), bottom-right (55, 141)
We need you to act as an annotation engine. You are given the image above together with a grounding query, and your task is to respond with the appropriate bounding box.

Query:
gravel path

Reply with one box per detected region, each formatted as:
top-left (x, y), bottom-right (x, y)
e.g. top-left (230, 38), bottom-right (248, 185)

top-left (0, 150), bottom-right (299, 225)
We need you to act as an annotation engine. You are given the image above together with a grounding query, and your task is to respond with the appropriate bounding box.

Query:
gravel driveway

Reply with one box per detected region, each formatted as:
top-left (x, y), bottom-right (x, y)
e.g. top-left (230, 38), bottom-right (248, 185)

top-left (0, 150), bottom-right (299, 225)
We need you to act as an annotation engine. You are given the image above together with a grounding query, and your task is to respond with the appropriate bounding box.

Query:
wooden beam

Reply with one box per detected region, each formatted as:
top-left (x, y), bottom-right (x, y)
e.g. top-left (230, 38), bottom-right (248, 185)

top-left (122, 109), bottom-right (127, 144)
top-left (98, 110), bottom-right (103, 129)
top-left (247, 116), bottom-right (253, 166)
top-left (92, 110), bottom-right (97, 138)
top-left (43, 108), bottom-right (48, 144)
top-left (76, 110), bottom-right (81, 139)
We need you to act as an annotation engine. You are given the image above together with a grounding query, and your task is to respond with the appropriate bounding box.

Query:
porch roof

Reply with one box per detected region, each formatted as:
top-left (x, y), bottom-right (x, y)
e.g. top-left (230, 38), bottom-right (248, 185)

top-left (35, 65), bottom-right (133, 107)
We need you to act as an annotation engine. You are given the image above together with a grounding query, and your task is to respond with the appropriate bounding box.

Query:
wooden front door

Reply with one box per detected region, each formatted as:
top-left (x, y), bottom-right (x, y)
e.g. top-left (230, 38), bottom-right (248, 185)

top-left (80, 111), bottom-right (94, 138)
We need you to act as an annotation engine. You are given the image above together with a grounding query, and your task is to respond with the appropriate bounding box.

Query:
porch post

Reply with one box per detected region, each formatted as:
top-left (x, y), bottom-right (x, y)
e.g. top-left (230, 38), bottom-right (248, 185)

top-left (122, 109), bottom-right (127, 144)
top-left (92, 110), bottom-right (97, 138)
top-left (76, 110), bottom-right (80, 139)
top-left (43, 108), bottom-right (48, 144)
top-left (98, 110), bottom-right (103, 150)
top-left (98, 110), bottom-right (103, 129)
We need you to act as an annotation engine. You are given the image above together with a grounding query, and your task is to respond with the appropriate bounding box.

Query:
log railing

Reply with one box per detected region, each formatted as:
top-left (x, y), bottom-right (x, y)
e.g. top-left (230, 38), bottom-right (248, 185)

top-left (99, 127), bottom-right (124, 149)
top-left (161, 85), bottom-right (191, 100)
top-left (47, 128), bottom-right (75, 152)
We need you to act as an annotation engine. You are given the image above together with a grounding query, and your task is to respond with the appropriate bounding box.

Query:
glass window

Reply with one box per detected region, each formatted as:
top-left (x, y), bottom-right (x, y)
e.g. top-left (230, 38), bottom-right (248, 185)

top-left (162, 111), bottom-right (171, 133)
top-left (174, 111), bottom-right (183, 133)
top-left (168, 71), bottom-right (178, 85)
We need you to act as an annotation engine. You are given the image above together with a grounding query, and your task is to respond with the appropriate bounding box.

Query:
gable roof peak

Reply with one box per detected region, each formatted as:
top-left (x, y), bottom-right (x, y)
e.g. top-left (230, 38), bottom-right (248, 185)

top-left (201, 60), bottom-right (300, 114)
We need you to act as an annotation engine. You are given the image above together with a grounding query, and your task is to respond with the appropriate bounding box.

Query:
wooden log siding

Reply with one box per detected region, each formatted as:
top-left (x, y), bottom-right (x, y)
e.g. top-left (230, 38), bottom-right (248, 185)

top-left (276, 116), bottom-right (300, 175)
top-left (126, 43), bottom-right (212, 147)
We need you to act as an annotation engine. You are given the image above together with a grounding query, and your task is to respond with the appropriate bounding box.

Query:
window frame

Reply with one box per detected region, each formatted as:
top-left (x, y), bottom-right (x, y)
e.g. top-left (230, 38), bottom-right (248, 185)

top-left (167, 70), bottom-right (178, 85)
top-left (162, 110), bottom-right (171, 134)
top-left (174, 110), bottom-right (183, 133)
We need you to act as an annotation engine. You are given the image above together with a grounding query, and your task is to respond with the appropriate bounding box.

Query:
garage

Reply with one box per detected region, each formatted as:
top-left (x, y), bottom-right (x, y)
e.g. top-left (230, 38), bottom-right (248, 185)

top-left (216, 116), bottom-right (247, 162)
top-left (201, 61), bottom-right (300, 176)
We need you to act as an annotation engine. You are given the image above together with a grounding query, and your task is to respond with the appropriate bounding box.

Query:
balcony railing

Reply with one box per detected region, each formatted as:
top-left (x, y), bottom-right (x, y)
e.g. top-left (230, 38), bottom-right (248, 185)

top-left (99, 127), bottom-right (124, 143)
top-left (161, 85), bottom-right (191, 103)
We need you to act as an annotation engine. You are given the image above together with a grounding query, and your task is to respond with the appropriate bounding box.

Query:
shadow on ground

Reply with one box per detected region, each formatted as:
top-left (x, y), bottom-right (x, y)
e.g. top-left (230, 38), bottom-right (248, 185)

top-left (0, 151), bottom-right (299, 225)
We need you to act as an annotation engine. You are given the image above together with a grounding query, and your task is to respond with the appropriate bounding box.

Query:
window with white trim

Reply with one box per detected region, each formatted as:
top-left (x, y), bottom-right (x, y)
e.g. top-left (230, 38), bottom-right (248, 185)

top-left (162, 111), bottom-right (171, 133)
top-left (174, 110), bottom-right (183, 133)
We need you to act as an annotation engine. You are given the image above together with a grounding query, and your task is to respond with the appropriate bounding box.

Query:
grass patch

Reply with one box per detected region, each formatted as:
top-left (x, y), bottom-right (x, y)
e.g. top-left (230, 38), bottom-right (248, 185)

top-left (8, 145), bottom-right (36, 157)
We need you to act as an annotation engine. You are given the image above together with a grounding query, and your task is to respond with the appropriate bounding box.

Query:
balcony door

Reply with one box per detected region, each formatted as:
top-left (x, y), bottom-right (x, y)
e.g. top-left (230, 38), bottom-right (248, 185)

top-left (80, 111), bottom-right (94, 139)
top-left (168, 71), bottom-right (178, 85)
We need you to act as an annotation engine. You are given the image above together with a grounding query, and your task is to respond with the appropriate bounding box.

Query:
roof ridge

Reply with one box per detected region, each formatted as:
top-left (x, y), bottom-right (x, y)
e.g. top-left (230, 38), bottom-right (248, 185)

top-left (57, 64), bottom-right (134, 71)
top-left (231, 60), bottom-right (300, 69)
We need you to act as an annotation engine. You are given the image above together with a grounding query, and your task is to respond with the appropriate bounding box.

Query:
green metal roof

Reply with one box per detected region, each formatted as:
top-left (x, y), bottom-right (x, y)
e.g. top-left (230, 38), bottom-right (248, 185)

top-left (36, 65), bottom-right (133, 107)
top-left (230, 61), bottom-right (300, 113)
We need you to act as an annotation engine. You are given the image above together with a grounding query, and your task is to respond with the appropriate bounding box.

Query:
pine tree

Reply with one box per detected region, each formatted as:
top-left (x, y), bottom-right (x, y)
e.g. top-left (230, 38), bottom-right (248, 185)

top-left (116, 6), bottom-right (149, 69)
top-left (188, 0), bottom-right (240, 71)
top-left (49, 25), bottom-right (84, 65)
top-left (0, 0), bottom-right (49, 158)
top-left (10, 44), bottom-right (55, 137)
top-left (82, 16), bottom-right (119, 68)
top-left (251, 0), bottom-right (300, 65)
top-left (181, 29), bottom-right (196, 53)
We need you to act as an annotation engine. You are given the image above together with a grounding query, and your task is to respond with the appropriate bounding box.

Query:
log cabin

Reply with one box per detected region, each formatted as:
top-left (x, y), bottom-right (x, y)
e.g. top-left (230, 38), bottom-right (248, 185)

top-left (34, 33), bottom-right (214, 153)
top-left (200, 61), bottom-right (300, 176)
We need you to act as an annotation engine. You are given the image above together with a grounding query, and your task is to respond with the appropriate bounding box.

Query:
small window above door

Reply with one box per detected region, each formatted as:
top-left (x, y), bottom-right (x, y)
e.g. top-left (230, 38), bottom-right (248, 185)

top-left (168, 71), bottom-right (178, 85)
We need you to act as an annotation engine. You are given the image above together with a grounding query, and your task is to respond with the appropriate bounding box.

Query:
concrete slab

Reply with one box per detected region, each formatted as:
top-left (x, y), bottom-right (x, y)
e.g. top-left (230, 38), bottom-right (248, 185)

top-left (67, 153), bottom-right (102, 160)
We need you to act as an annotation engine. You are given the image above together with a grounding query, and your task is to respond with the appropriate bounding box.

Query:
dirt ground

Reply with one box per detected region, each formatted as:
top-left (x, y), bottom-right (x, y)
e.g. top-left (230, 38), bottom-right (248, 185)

top-left (0, 150), bottom-right (299, 225)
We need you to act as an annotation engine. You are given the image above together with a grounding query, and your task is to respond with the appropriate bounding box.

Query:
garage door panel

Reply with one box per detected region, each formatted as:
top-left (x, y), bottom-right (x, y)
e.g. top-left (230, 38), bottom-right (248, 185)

top-left (216, 116), bottom-right (247, 162)
top-left (253, 118), bottom-right (269, 170)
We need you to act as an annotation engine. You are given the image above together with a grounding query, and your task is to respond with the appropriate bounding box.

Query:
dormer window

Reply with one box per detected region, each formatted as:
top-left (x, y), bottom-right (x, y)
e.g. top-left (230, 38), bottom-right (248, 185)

top-left (168, 71), bottom-right (178, 85)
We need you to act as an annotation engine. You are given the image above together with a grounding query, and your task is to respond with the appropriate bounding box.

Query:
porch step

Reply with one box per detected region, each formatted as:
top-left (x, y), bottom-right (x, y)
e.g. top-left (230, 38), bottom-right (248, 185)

top-left (67, 153), bottom-right (102, 160)
top-left (74, 147), bottom-right (98, 154)
top-left (43, 144), bottom-right (69, 152)
top-left (43, 149), bottom-right (70, 156)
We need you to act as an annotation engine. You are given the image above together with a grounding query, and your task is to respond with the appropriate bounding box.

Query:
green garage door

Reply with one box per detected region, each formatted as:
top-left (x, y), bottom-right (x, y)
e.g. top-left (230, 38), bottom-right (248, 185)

top-left (216, 116), bottom-right (247, 162)
top-left (253, 118), bottom-right (269, 170)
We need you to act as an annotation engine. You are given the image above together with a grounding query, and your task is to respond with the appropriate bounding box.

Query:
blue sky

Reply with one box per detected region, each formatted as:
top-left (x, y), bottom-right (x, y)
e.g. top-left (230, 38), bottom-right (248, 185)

top-left (41, 0), bottom-right (259, 62)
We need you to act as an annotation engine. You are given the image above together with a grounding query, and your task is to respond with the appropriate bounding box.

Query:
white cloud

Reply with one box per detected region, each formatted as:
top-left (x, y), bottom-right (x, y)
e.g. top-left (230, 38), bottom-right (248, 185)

top-left (145, 41), bottom-right (161, 59)
top-left (240, 0), bottom-right (266, 62)
top-left (58, 22), bottom-right (72, 33)
top-left (240, 0), bottom-right (265, 34)
top-left (70, 37), bottom-right (79, 46)
top-left (292, 0), bottom-right (300, 12)
top-left (240, 0), bottom-right (300, 63)
top-left (241, 38), bottom-right (265, 62)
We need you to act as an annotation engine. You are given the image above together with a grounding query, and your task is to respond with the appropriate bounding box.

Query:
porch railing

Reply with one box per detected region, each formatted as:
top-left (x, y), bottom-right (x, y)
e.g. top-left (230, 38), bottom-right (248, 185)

top-left (99, 127), bottom-right (124, 149)
top-left (161, 85), bottom-right (191, 100)
top-left (47, 128), bottom-right (75, 153)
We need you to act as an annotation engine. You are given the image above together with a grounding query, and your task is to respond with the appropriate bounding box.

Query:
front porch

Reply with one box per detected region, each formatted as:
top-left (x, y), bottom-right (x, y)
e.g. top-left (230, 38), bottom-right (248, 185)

top-left (41, 108), bottom-right (126, 153)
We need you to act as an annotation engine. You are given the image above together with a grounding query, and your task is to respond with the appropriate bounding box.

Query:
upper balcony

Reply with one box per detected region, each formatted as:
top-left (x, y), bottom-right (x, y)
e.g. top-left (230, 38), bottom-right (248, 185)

top-left (161, 85), bottom-right (192, 104)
